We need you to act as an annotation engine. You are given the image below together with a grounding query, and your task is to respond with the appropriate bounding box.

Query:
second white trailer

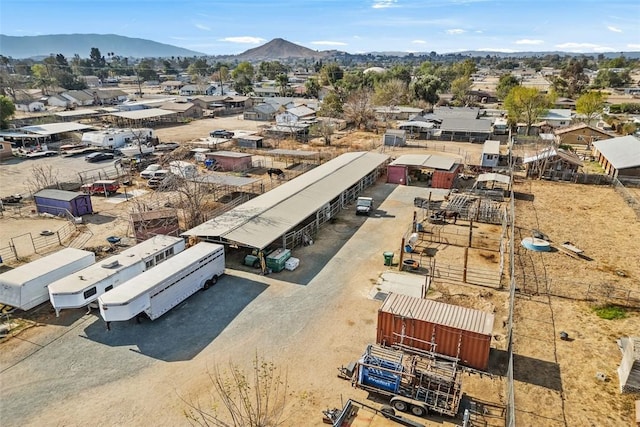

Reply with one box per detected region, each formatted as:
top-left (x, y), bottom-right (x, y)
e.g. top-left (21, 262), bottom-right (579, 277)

top-left (98, 242), bottom-right (225, 326)
top-left (0, 248), bottom-right (95, 311)
top-left (48, 235), bottom-right (185, 316)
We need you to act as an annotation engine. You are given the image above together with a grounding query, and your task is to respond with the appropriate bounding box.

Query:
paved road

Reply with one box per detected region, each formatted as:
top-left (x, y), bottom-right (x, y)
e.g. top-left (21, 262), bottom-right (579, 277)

top-left (0, 183), bottom-right (446, 426)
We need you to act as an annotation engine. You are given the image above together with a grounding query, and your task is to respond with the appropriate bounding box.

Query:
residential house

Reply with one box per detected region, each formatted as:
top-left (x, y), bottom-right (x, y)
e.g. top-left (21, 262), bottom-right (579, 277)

top-left (373, 106), bottom-right (424, 121)
top-left (554, 123), bottom-right (614, 148)
top-left (539, 109), bottom-right (572, 128)
top-left (159, 101), bottom-right (202, 119)
top-left (398, 120), bottom-right (435, 139)
top-left (253, 82), bottom-right (280, 97)
top-left (275, 105), bottom-right (316, 126)
top-left (244, 103), bottom-right (277, 121)
top-left (554, 97), bottom-right (577, 109)
top-left (438, 118), bottom-right (493, 143)
top-left (481, 140), bottom-right (501, 168)
top-left (92, 89), bottom-right (128, 105)
top-left (81, 76), bottom-right (101, 88)
top-left (179, 84), bottom-right (218, 97)
top-left (62, 90), bottom-right (94, 106)
top-left (592, 135), bottom-right (640, 178)
top-left (523, 147), bottom-right (583, 179)
top-left (161, 80), bottom-right (185, 93)
top-left (433, 106), bottom-right (480, 120)
top-left (46, 94), bottom-right (70, 108)
top-left (15, 98), bottom-right (45, 113)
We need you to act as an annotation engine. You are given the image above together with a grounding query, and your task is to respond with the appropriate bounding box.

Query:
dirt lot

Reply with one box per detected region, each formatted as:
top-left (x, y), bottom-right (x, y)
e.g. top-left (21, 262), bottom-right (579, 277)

top-left (1, 121), bottom-right (638, 426)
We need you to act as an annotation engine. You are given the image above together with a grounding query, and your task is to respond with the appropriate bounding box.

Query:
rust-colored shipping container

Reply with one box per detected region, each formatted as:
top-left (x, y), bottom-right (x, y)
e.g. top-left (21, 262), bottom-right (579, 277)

top-left (377, 293), bottom-right (494, 370)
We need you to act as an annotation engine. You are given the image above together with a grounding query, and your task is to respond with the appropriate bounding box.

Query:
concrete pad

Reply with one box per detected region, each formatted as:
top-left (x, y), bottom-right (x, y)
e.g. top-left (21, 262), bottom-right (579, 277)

top-left (369, 270), bottom-right (427, 300)
top-left (104, 189), bottom-right (148, 204)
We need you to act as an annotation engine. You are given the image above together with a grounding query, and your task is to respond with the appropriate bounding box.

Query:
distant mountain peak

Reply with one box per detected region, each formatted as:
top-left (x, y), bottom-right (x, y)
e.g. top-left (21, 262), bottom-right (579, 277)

top-left (236, 38), bottom-right (330, 60)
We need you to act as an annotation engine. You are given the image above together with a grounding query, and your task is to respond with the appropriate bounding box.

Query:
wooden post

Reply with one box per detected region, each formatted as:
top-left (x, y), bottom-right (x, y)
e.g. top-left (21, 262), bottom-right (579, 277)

top-left (463, 247), bottom-right (468, 283)
top-left (468, 219), bottom-right (473, 248)
top-left (398, 237), bottom-right (405, 270)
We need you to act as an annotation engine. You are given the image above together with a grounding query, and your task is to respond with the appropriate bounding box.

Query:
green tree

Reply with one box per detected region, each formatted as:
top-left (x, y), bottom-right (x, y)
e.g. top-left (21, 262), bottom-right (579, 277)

top-left (31, 64), bottom-right (53, 95)
top-left (275, 73), bottom-right (289, 96)
top-left (504, 86), bottom-right (553, 136)
top-left (451, 75), bottom-right (473, 106)
top-left (232, 62), bottom-right (255, 82)
top-left (320, 63), bottom-right (344, 86)
top-left (558, 59), bottom-right (589, 97)
top-left (233, 75), bottom-right (253, 95)
top-left (372, 78), bottom-right (409, 107)
top-left (136, 59), bottom-right (158, 82)
top-left (188, 58), bottom-right (209, 78)
top-left (318, 90), bottom-right (343, 118)
top-left (0, 95), bottom-right (16, 129)
top-left (304, 77), bottom-right (321, 99)
top-left (576, 91), bottom-right (605, 125)
top-left (496, 74), bottom-right (520, 100)
top-left (259, 61), bottom-right (287, 80)
top-left (410, 74), bottom-right (441, 106)
top-left (386, 64), bottom-right (412, 85)
top-left (592, 69), bottom-right (632, 89)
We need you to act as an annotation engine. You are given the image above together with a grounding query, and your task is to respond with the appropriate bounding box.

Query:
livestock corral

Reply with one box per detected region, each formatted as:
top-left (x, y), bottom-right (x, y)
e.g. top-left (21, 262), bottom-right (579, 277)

top-left (0, 126), bottom-right (638, 426)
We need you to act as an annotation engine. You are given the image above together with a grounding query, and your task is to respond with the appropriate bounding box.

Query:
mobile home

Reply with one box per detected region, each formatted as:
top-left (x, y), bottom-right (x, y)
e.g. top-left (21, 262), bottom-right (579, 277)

top-left (48, 235), bottom-right (185, 316)
top-left (99, 242), bottom-right (225, 326)
top-left (0, 248), bottom-right (95, 311)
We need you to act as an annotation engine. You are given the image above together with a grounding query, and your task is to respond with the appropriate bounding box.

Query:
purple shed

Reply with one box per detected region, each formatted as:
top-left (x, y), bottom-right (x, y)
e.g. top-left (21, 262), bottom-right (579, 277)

top-left (34, 189), bottom-right (93, 217)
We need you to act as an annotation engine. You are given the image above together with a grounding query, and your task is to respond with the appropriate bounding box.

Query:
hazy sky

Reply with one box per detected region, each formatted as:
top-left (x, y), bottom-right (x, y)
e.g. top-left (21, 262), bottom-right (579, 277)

top-left (1, 0), bottom-right (639, 55)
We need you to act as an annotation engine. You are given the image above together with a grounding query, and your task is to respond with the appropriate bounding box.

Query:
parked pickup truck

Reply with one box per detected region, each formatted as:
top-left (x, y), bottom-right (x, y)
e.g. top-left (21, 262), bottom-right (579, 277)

top-left (82, 180), bottom-right (120, 196)
top-left (355, 197), bottom-right (374, 216)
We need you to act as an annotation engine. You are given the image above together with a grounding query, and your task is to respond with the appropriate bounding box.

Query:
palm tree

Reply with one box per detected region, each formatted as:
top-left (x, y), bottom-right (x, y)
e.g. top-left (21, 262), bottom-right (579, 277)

top-left (276, 73), bottom-right (289, 96)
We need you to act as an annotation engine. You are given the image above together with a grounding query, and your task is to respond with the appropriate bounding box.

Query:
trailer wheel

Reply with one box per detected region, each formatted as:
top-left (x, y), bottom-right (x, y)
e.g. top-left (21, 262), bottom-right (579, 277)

top-left (410, 405), bottom-right (426, 417)
top-left (210, 275), bottom-right (218, 285)
top-left (391, 400), bottom-right (408, 413)
top-left (203, 280), bottom-right (212, 290)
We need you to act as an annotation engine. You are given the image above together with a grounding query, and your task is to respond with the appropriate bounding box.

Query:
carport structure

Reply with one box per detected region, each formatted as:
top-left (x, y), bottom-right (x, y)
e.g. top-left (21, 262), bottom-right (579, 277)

top-left (106, 108), bottom-right (177, 127)
top-left (183, 151), bottom-right (390, 250)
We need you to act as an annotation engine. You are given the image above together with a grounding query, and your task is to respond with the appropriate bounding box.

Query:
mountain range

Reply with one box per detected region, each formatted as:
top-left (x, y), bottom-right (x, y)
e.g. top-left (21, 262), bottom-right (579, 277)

top-left (0, 34), bottom-right (206, 58)
top-left (1, 33), bottom-right (639, 60)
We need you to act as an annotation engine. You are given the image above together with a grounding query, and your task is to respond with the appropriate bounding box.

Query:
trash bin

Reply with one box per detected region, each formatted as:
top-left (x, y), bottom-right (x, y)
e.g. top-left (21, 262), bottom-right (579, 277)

top-left (383, 251), bottom-right (394, 266)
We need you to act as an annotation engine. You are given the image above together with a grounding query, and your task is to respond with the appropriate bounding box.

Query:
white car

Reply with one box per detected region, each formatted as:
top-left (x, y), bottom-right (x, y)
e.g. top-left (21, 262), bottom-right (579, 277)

top-left (140, 164), bottom-right (162, 179)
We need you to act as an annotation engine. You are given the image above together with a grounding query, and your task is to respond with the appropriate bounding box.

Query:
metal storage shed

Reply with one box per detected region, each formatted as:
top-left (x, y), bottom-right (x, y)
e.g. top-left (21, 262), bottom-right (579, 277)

top-left (377, 292), bottom-right (495, 370)
top-left (34, 189), bottom-right (93, 217)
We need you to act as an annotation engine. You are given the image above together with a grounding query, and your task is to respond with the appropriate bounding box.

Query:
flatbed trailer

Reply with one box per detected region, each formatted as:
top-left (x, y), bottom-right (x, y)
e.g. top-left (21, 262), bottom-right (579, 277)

top-left (345, 345), bottom-right (462, 419)
top-left (325, 399), bottom-right (424, 427)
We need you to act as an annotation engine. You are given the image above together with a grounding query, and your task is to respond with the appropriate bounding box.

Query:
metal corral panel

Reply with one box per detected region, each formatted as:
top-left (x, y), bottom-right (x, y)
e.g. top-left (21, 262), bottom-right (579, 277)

top-left (376, 293), bottom-right (494, 370)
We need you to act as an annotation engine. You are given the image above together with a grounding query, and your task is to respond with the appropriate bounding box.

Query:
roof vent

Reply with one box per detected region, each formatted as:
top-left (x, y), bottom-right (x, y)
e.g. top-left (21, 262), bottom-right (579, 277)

top-left (101, 260), bottom-right (120, 269)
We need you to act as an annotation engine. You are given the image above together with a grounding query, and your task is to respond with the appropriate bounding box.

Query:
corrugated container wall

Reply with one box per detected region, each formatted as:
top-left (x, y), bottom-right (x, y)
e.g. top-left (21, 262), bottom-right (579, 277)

top-left (376, 293), bottom-right (494, 370)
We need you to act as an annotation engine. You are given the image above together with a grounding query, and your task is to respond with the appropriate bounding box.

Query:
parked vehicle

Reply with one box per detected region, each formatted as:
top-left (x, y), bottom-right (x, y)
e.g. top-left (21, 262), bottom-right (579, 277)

top-left (85, 152), bottom-right (115, 162)
top-left (82, 180), bottom-right (120, 196)
top-left (339, 345), bottom-right (462, 418)
top-left (48, 235), bottom-right (185, 316)
top-left (98, 242), bottom-right (225, 327)
top-left (169, 160), bottom-right (197, 179)
top-left (118, 143), bottom-right (155, 157)
top-left (356, 197), bottom-right (374, 216)
top-left (81, 128), bottom-right (155, 150)
top-left (0, 248), bottom-right (95, 311)
top-left (140, 164), bottom-right (162, 179)
top-left (209, 129), bottom-right (234, 138)
top-left (147, 176), bottom-right (173, 189)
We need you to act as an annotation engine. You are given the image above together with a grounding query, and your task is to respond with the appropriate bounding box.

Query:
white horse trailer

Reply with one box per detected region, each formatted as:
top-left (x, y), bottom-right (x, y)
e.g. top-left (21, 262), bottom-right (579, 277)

top-left (0, 248), bottom-right (95, 311)
top-left (98, 242), bottom-right (225, 327)
top-left (48, 235), bottom-right (185, 316)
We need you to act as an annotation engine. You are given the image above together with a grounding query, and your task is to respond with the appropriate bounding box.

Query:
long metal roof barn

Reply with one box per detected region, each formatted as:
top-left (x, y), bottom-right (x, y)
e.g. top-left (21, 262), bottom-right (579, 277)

top-left (19, 122), bottom-right (93, 135)
top-left (109, 108), bottom-right (176, 120)
top-left (183, 151), bottom-right (389, 249)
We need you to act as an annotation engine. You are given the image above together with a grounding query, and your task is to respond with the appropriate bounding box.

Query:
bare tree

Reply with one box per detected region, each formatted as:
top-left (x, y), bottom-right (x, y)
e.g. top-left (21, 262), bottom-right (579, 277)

top-left (25, 164), bottom-right (59, 194)
top-left (343, 88), bottom-right (375, 130)
top-left (182, 354), bottom-right (289, 427)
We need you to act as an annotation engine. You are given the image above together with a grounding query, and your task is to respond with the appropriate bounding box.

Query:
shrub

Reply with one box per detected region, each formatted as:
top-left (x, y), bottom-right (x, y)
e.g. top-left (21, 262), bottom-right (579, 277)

top-left (593, 305), bottom-right (627, 320)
